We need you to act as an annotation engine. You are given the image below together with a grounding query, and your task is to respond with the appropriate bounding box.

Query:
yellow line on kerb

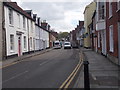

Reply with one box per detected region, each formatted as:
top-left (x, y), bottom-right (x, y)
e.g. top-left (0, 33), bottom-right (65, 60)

top-left (59, 52), bottom-right (83, 89)
top-left (64, 62), bottom-right (82, 88)
top-left (0, 61), bottom-right (21, 69)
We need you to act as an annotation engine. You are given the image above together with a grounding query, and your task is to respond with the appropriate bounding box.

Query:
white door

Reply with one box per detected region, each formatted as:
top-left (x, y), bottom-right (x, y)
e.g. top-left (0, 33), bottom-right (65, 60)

top-left (118, 22), bottom-right (120, 65)
top-left (101, 30), bottom-right (106, 55)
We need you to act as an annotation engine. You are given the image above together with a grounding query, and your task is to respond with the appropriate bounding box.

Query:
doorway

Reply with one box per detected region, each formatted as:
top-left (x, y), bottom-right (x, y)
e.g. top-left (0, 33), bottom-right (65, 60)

top-left (101, 30), bottom-right (106, 55)
top-left (18, 35), bottom-right (22, 56)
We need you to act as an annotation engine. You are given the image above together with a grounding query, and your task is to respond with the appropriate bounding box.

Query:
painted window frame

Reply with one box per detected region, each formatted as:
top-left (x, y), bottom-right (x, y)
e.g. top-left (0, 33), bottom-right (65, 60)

top-left (24, 36), bottom-right (27, 49)
top-left (98, 32), bottom-right (100, 48)
top-left (10, 34), bottom-right (14, 51)
top-left (17, 13), bottom-right (20, 28)
top-left (31, 21), bottom-right (33, 32)
top-left (109, 25), bottom-right (114, 52)
top-left (8, 8), bottom-right (13, 25)
top-left (23, 16), bottom-right (26, 29)
top-left (109, 1), bottom-right (113, 18)
top-left (98, 2), bottom-right (105, 20)
top-left (118, 0), bottom-right (120, 10)
top-left (30, 37), bottom-right (32, 49)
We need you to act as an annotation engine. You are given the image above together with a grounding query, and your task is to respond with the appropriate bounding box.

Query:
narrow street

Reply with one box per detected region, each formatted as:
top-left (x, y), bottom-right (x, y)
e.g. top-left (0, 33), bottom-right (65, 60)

top-left (2, 48), bottom-right (80, 88)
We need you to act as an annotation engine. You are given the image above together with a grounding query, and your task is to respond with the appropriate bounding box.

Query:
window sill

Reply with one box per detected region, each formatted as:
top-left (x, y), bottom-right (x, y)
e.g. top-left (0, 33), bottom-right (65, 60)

top-left (9, 24), bottom-right (14, 27)
top-left (108, 15), bottom-right (113, 20)
top-left (17, 27), bottom-right (20, 29)
top-left (24, 49), bottom-right (27, 51)
top-left (10, 50), bottom-right (15, 53)
top-left (23, 28), bottom-right (26, 30)
top-left (116, 9), bottom-right (120, 12)
top-left (109, 50), bottom-right (114, 53)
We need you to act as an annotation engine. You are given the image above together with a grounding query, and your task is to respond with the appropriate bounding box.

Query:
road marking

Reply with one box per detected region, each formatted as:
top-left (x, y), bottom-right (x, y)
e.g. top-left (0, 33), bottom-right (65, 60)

top-left (0, 61), bottom-right (21, 69)
top-left (2, 71), bottom-right (28, 84)
top-left (0, 49), bottom-right (52, 69)
top-left (91, 74), bottom-right (97, 80)
top-left (64, 62), bottom-right (83, 88)
top-left (59, 52), bottom-right (83, 89)
top-left (39, 60), bottom-right (49, 66)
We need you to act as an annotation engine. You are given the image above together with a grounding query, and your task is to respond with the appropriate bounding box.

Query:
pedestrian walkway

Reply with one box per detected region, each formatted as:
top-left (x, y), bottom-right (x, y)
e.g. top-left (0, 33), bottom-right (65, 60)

top-left (0, 48), bottom-right (53, 68)
top-left (74, 48), bottom-right (120, 89)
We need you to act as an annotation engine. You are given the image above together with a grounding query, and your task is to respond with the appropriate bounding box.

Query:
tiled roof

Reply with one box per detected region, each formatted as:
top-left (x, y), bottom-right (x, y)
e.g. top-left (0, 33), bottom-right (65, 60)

top-left (3, 2), bottom-right (34, 21)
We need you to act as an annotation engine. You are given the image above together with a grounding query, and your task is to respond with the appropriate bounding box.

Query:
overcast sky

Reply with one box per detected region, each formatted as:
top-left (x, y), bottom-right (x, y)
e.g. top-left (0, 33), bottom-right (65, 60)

top-left (12, 0), bottom-right (93, 32)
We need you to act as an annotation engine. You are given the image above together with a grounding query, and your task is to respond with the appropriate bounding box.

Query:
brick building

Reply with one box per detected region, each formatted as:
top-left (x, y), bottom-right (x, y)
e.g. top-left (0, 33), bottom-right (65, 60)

top-left (106, 1), bottom-right (120, 64)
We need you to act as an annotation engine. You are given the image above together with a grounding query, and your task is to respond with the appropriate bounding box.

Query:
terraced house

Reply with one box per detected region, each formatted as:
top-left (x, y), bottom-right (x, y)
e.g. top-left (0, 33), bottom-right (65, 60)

top-left (89, 1), bottom-right (120, 65)
top-left (2, 2), bottom-right (35, 59)
top-left (3, 2), bottom-right (35, 57)
top-left (106, 1), bottom-right (120, 65)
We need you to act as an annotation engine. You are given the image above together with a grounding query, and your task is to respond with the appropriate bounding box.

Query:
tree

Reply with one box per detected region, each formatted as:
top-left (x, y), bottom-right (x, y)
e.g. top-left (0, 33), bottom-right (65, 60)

top-left (58, 32), bottom-right (69, 40)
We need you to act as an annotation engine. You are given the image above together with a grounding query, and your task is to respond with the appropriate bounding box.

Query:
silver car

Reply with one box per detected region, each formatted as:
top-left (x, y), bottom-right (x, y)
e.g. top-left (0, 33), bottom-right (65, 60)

top-left (64, 42), bottom-right (72, 49)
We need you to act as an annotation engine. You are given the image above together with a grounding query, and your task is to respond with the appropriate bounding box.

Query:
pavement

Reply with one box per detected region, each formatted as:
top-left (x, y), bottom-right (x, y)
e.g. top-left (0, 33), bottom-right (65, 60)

top-left (0, 48), bottom-right (53, 68)
top-left (74, 48), bottom-right (120, 89)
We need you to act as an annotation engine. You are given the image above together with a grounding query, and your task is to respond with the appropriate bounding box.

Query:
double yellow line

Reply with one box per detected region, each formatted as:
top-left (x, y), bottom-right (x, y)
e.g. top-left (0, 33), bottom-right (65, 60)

top-left (59, 52), bottom-right (83, 89)
top-left (0, 59), bottom-right (24, 69)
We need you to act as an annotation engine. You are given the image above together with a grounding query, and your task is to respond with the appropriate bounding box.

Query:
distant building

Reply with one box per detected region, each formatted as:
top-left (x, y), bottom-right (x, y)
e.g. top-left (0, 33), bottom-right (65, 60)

top-left (84, 2), bottom-right (96, 48)
top-left (49, 31), bottom-right (57, 48)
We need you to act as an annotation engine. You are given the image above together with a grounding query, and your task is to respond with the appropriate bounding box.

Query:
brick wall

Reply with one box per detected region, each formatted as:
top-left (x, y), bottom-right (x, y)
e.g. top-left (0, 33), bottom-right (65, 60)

top-left (106, 2), bottom-right (119, 58)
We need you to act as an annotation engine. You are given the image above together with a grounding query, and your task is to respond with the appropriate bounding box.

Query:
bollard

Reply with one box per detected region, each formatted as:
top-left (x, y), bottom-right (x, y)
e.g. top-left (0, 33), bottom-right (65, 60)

top-left (84, 60), bottom-right (90, 90)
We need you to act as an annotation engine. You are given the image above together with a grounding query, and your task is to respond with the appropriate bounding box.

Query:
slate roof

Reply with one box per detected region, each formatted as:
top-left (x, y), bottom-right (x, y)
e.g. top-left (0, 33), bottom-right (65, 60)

top-left (3, 2), bottom-right (35, 21)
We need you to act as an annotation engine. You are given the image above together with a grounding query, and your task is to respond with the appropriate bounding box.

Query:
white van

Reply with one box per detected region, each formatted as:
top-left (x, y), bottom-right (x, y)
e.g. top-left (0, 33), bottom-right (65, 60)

top-left (54, 41), bottom-right (62, 49)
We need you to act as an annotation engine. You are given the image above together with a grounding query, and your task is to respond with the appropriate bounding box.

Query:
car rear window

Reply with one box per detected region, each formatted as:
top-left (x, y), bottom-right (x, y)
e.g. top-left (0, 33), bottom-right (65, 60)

top-left (55, 42), bottom-right (60, 45)
top-left (64, 43), bottom-right (70, 45)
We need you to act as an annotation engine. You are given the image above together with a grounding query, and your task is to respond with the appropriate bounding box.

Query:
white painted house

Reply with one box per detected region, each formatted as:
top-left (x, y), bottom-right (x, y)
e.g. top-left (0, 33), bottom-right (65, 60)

top-left (34, 15), bottom-right (41, 51)
top-left (24, 10), bottom-right (35, 52)
top-left (39, 26), bottom-right (50, 50)
top-left (96, 2), bottom-right (106, 55)
top-left (43, 29), bottom-right (49, 49)
top-left (34, 14), bottom-right (50, 51)
top-left (3, 2), bottom-right (35, 58)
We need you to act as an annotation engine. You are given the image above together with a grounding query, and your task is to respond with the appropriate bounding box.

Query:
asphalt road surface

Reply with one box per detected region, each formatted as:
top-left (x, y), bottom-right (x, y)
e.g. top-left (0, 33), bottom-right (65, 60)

top-left (2, 48), bottom-right (80, 88)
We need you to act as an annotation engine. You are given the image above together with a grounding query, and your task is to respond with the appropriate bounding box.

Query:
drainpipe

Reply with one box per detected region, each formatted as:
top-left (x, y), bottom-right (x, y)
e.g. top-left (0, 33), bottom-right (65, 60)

top-left (118, 23), bottom-right (120, 66)
top-left (2, 2), bottom-right (7, 60)
top-left (27, 19), bottom-right (30, 54)
top-left (0, 1), bottom-right (3, 61)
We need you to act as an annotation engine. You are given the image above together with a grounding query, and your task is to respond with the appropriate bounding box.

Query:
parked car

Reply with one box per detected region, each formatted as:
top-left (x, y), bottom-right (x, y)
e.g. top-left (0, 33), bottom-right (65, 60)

top-left (71, 42), bottom-right (79, 48)
top-left (54, 41), bottom-right (62, 49)
top-left (64, 42), bottom-right (72, 49)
